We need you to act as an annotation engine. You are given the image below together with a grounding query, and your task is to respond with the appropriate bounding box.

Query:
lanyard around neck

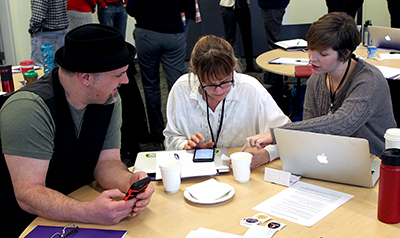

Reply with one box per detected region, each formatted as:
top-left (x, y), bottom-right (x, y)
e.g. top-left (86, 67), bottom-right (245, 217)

top-left (204, 92), bottom-right (225, 148)
top-left (328, 58), bottom-right (351, 114)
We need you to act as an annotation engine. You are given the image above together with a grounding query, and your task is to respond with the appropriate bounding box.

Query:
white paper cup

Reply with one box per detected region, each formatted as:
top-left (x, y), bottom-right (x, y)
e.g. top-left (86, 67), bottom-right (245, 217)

top-left (159, 160), bottom-right (181, 193)
top-left (230, 152), bottom-right (252, 183)
top-left (385, 128), bottom-right (400, 149)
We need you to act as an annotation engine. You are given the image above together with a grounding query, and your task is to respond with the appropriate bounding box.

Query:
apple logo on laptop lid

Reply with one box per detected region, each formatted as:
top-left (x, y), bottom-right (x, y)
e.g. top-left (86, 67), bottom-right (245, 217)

top-left (385, 35), bottom-right (392, 41)
top-left (317, 153), bottom-right (329, 164)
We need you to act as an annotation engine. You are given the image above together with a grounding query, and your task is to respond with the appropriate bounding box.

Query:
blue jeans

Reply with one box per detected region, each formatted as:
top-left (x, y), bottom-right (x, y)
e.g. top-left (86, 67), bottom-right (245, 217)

top-left (30, 29), bottom-right (68, 67)
top-left (97, 4), bottom-right (127, 39)
top-left (134, 28), bottom-right (187, 142)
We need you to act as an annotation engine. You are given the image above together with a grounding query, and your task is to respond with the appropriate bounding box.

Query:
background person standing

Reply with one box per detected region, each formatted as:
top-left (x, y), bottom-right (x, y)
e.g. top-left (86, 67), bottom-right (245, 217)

top-left (97, 0), bottom-right (128, 38)
top-left (126, 0), bottom-right (189, 145)
top-left (29, 0), bottom-right (69, 66)
top-left (220, 0), bottom-right (262, 73)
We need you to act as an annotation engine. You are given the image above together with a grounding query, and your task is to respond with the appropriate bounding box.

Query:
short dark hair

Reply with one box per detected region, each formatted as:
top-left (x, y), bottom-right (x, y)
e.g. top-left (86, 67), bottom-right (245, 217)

top-left (307, 12), bottom-right (360, 62)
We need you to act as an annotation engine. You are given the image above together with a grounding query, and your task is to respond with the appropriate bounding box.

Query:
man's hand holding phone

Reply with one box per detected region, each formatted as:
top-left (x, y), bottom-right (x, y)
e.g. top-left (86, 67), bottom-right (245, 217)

top-left (124, 176), bottom-right (151, 201)
top-left (126, 172), bottom-right (155, 216)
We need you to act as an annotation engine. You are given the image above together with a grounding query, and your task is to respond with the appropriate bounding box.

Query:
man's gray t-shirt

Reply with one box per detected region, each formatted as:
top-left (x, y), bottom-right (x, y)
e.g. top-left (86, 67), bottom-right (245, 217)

top-left (0, 91), bottom-right (122, 160)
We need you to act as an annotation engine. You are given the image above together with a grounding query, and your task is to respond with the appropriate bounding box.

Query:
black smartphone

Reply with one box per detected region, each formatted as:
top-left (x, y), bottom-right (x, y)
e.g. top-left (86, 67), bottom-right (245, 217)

top-left (123, 176), bottom-right (151, 201)
top-left (193, 148), bottom-right (215, 162)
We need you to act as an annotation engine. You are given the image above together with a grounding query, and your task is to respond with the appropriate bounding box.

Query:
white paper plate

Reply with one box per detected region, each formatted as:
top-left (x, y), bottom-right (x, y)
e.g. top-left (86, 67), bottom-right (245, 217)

top-left (184, 183), bottom-right (235, 204)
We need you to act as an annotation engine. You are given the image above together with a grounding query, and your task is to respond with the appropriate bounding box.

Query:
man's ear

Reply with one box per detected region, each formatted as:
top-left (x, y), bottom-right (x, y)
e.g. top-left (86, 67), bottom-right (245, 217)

top-left (78, 72), bottom-right (91, 87)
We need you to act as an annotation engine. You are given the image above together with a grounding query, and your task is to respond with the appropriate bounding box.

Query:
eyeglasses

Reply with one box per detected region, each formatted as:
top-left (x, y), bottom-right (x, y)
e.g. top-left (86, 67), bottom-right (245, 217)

top-left (200, 75), bottom-right (234, 92)
top-left (49, 223), bottom-right (79, 238)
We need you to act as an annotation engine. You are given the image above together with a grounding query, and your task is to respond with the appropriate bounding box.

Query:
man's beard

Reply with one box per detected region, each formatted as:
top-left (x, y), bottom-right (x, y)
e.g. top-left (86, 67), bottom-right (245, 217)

top-left (104, 90), bottom-right (119, 105)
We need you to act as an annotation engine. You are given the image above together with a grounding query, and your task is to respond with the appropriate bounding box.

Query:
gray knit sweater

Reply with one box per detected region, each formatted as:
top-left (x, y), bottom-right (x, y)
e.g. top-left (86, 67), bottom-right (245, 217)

top-left (277, 58), bottom-right (396, 155)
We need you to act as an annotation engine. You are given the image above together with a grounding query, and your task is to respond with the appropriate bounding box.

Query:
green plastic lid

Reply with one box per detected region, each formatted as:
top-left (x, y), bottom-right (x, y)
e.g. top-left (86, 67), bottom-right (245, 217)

top-left (23, 69), bottom-right (38, 77)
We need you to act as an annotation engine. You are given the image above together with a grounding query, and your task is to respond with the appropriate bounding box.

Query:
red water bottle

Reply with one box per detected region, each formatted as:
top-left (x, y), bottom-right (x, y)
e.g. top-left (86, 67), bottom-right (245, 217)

top-left (378, 148), bottom-right (400, 224)
top-left (0, 65), bottom-right (14, 93)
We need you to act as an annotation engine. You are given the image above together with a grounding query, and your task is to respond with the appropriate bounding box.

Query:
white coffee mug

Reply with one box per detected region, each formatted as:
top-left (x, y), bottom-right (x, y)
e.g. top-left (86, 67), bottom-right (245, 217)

top-left (230, 152), bottom-right (252, 183)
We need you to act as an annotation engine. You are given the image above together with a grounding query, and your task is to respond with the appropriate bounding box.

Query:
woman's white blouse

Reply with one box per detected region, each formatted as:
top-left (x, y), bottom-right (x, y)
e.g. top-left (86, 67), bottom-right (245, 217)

top-left (163, 72), bottom-right (291, 161)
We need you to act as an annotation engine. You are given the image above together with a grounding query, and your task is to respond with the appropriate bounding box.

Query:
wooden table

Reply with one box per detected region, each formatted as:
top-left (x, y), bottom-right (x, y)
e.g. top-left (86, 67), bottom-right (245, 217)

top-left (20, 148), bottom-right (400, 237)
top-left (256, 47), bottom-right (400, 77)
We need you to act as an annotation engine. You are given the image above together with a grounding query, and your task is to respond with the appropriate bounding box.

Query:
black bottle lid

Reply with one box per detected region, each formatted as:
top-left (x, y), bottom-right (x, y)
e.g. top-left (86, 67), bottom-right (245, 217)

top-left (380, 148), bottom-right (400, 166)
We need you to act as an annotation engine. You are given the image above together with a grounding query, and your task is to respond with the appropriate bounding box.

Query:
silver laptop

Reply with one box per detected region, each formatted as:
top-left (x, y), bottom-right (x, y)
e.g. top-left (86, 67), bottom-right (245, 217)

top-left (369, 26), bottom-right (400, 50)
top-left (132, 148), bottom-right (230, 178)
top-left (274, 129), bottom-right (380, 187)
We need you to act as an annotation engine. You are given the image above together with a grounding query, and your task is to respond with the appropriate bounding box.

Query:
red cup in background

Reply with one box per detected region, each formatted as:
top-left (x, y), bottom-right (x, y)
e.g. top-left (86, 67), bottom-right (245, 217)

top-left (20, 60), bottom-right (34, 74)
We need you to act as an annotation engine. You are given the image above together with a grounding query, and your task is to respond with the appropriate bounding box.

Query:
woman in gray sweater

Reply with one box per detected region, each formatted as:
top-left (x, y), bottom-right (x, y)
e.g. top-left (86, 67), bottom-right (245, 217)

top-left (243, 12), bottom-right (396, 157)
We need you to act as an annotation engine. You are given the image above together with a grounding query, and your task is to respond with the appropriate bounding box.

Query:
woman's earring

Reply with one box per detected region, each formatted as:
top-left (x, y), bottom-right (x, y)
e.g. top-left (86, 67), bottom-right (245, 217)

top-left (85, 83), bottom-right (89, 88)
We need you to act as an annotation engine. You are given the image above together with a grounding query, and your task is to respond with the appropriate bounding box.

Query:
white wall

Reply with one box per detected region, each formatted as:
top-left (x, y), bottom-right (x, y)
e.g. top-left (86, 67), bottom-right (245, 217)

top-left (283, 0), bottom-right (391, 26)
top-left (8, 0), bottom-right (31, 64)
top-left (0, 0), bottom-right (393, 65)
top-left (0, 0), bottom-right (17, 64)
top-left (283, 0), bottom-right (328, 24)
top-left (364, 0), bottom-right (391, 27)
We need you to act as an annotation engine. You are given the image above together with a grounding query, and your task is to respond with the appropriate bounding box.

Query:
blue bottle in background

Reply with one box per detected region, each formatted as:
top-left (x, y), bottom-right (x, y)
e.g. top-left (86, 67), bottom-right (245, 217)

top-left (41, 43), bottom-right (54, 75)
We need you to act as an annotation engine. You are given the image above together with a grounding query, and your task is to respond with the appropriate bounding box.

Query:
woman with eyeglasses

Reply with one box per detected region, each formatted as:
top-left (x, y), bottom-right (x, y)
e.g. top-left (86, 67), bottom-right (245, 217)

top-left (243, 12), bottom-right (396, 156)
top-left (163, 35), bottom-right (290, 169)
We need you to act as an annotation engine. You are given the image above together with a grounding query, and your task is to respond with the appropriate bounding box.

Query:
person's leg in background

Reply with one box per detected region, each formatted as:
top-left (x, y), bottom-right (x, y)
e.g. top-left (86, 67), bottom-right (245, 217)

top-left (235, 5), bottom-right (261, 72)
top-left (119, 60), bottom-right (150, 165)
top-left (387, 0), bottom-right (400, 28)
top-left (159, 32), bottom-right (188, 91)
top-left (260, 8), bottom-right (288, 115)
top-left (325, 0), bottom-right (364, 19)
top-left (220, 6), bottom-right (237, 48)
top-left (52, 29), bottom-right (68, 67)
top-left (261, 8), bottom-right (285, 51)
top-left (98, 4), bottom-right (127, 38)
top-left (31, 30), bottom-right (67, 67)
top-left (97, 4), bottom-right (114, 27)
top-left (134, 28), bottom-right (165, 144)
top-left (31, 32), bottom-right (44, 66)
top-left (112, 4), bottom-right (128, 39)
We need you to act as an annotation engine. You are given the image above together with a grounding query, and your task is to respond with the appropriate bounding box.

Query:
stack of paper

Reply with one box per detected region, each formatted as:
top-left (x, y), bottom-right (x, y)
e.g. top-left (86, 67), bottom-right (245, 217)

top-left (252, 181), bottom-right (353, 227)
top-left (269, 57), bottom-right (310, 66)
top-left (379, 53), bottom-right (400, 60)
top-left (375, 66), bottom-right (400, 79)
top-left (275, 39), bottom-right (307, 51)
